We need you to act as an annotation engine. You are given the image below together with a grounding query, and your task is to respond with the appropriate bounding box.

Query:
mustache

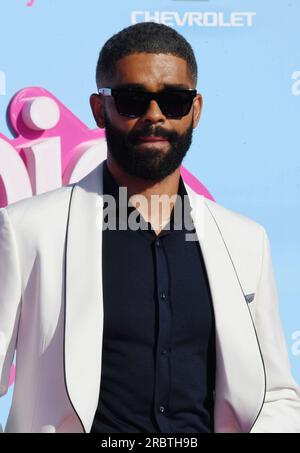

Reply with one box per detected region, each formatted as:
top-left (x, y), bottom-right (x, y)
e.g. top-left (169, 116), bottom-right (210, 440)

top-left (127, 126), bottom-right (179, 144)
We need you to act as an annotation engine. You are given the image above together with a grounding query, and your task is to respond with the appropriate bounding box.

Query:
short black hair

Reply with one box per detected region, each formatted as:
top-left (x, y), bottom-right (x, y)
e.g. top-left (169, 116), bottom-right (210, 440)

top-left (96, 22), bottom-right (198, 88)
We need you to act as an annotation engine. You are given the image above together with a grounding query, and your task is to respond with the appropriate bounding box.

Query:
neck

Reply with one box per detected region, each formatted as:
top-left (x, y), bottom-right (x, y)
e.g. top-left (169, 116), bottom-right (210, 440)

top-left (106, 153), bottom-right (181, 231)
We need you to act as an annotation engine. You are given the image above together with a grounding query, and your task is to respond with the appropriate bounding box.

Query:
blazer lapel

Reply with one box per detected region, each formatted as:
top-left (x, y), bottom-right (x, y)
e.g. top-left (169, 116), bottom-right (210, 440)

top-left (64, 161), bottom-right (105, 433)
top-left (185, 185), bottom-right (265, 433)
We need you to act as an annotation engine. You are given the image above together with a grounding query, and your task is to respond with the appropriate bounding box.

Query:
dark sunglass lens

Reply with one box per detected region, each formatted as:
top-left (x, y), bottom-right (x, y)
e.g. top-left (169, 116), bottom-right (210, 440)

top-left (159, 92), bottom-right (194, 117)
top-left (114, 92), bottom-right (149, 117)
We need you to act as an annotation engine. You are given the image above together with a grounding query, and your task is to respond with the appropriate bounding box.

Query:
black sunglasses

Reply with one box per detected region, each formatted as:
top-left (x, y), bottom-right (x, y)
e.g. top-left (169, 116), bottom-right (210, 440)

top-left (98, 87), bottom-right (197, 118)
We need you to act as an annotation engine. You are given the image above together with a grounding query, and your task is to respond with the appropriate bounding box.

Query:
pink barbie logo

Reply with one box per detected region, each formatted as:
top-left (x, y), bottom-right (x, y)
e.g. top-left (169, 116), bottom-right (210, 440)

top-left (26, 0), bottom-right (35, 6)
top-left (0, 87), bottom-right (214, 386)
top-left (0, 87), bottom-right (108, 208)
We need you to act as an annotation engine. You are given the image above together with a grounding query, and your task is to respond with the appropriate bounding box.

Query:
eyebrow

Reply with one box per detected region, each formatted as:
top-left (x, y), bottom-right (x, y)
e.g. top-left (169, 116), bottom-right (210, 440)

top-left (114, 83), bottom-right (192, 91)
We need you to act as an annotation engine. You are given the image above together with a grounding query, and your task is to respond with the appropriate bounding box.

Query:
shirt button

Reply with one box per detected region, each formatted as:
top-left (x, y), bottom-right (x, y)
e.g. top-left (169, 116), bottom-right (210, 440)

top-left (159, 406), bottom-right (165, 413)
top-left (156, 240), bottom-right (160, 247)
top-left (160, 292), bottom-right (166, 300)
top-left (161, 349), bottom-right (168, 355)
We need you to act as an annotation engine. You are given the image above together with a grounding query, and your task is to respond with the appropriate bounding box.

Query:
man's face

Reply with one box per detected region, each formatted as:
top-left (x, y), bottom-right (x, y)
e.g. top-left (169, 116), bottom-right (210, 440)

top-left (90, 53), bottom-right (203, 181)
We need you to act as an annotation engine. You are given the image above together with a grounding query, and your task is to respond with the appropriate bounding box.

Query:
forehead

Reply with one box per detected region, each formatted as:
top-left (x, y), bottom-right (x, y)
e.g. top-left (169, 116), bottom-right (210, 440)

top-left (112, 53), bottom-right (193, 90)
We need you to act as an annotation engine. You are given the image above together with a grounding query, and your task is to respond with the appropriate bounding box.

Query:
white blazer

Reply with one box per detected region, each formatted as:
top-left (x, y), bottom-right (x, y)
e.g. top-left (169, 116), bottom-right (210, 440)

top-left (0, 160), bottom-right (300, 433)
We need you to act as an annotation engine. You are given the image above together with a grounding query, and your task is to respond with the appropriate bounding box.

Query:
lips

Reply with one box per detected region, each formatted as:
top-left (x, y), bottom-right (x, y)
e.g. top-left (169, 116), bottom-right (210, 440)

top-left (138, 136), bottom-right (168, 142)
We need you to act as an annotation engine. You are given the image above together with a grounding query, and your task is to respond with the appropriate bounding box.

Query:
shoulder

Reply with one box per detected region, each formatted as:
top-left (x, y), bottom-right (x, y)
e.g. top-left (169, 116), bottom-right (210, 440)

top-left (2, 184), bottom-right (74, 238)
top-left (202, 197), bottom-right (267, 295)
top-left (203, 196), bottom-right (266, 240)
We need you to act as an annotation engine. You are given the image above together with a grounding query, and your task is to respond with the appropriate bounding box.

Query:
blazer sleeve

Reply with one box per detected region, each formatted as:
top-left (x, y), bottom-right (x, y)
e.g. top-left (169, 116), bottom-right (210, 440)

top-left (250, 227), bottom-right (300, 432)
top-left (0, 208), bottom-right (22, 431)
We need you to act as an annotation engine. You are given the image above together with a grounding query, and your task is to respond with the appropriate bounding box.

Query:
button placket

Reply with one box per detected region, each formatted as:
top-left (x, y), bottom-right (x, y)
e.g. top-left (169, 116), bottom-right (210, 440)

top-left (153, 235), bottom-right (172, 431)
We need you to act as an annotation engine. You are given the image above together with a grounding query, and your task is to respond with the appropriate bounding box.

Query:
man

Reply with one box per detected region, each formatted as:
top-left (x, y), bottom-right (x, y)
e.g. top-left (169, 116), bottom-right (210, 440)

top-left (0, 23), bottom-right (300, 433)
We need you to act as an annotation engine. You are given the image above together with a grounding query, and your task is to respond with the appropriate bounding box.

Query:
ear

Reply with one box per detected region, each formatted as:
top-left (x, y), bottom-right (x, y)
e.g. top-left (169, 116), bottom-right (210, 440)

top-left (90, 93), bottom-right (105, 128)
top-left (192, 93), bottom-right (203, 129)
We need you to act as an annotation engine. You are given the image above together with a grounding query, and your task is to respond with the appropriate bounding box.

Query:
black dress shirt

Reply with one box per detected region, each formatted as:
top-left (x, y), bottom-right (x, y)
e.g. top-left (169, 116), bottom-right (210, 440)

top-left (91, 160), bottom-right (216, 433)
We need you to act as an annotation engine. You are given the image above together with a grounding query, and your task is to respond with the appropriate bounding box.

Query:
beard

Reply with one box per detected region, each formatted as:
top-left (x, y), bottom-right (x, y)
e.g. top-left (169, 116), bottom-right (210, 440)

top-left (103, 111), bottom-right (194, 181)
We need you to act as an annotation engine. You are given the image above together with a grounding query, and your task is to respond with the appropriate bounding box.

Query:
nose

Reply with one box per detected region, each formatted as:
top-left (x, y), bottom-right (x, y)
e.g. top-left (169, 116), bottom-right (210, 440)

top-left (141, 99), bottom-right (166, 124)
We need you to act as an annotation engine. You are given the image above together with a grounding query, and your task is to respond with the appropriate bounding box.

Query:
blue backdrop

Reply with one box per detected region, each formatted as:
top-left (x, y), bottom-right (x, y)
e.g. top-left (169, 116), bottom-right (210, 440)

top-left (0, 0), bottom-right (299, 427)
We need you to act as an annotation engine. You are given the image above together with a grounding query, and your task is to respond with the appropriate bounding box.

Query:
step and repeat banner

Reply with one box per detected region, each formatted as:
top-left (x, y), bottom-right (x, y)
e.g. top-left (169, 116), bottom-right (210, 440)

top-left (0, 0), bottom-right (300, 428)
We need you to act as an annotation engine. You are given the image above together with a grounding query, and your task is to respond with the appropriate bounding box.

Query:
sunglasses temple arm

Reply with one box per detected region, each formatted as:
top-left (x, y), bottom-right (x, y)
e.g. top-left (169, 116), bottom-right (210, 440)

top-left (98, 88), bottom-right (112, 96)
